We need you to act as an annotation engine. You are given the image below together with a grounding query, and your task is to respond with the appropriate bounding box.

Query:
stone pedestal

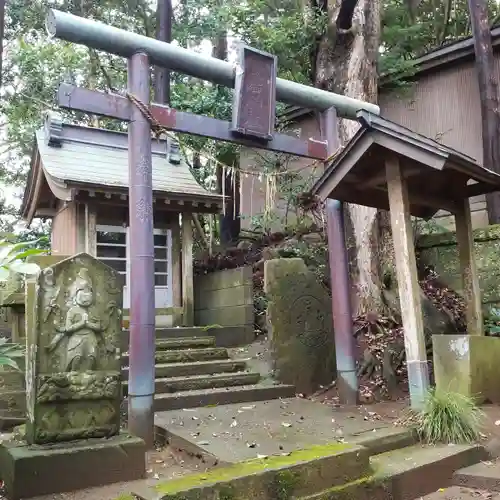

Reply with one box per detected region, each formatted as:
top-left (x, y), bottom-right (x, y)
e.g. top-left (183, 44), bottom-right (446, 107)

top-left (432, 334), bottom-right (500, 403)
top-left (0, 433), bottom-right (146, 499)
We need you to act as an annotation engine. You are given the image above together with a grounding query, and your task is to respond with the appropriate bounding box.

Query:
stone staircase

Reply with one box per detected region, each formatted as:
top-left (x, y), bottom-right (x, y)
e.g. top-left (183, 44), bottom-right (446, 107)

top-left (121, 327), bottom-right (295, 412)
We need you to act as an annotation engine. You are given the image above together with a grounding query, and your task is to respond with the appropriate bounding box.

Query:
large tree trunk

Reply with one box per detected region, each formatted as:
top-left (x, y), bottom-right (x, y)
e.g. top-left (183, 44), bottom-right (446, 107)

top-left (154, 0), bottom-right (172, 104)
top-left (314, 0), bottom-right (383, 315)
top-left (213, 31), bottom-right (241, 245)
top-left (0, 0), bottom-right (5, 89)
top-left (468, 0), bottom-right (500, 224)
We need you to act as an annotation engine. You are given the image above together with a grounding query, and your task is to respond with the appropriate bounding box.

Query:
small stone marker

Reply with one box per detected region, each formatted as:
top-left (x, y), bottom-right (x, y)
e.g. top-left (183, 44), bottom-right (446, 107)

top-left (0, 253), bottom-right (146, 499)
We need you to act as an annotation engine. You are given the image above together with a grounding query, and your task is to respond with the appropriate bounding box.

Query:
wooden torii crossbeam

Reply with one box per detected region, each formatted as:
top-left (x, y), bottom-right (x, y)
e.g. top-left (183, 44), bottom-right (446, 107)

top-left (46, 9), bottom-right (378, 446)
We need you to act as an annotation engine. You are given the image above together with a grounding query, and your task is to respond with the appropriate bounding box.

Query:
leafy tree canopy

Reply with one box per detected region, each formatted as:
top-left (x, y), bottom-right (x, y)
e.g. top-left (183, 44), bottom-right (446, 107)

top-left (1, 0), bottom-right (500, 236)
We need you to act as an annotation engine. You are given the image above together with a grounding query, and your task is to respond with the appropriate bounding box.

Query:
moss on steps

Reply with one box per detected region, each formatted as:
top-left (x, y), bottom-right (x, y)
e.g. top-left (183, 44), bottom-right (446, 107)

top-left (129, 442), bottom-right (370, 500)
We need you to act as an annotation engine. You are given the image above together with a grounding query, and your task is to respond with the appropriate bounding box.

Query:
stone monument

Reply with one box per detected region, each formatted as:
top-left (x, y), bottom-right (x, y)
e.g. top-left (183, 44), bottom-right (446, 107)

top-left (264, 258), bottom-right (336, 394)
top-left (0, 253), bottom-right (146, 499)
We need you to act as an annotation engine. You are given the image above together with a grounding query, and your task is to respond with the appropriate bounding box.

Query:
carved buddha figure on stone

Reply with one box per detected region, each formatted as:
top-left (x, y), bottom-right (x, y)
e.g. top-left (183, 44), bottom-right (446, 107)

top-left (47, 268), bottom-right (104, 371)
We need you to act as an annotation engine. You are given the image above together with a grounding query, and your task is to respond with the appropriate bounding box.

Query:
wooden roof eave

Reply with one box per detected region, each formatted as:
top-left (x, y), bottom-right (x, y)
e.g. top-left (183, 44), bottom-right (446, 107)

top-left (21, 148), bottom-right (45, 225)
top-left (310, 124), bottom-right (500, 218)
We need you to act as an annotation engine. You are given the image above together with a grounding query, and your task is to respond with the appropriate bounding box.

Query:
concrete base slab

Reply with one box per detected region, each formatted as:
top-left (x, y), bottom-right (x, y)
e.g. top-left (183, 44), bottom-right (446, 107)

top-left (433, 334), bottom-right (500, 403)
top-left (155, 397), bottom-right (395, 464)
top-left (0, 432), bottom-right (146, 499)
top-left (454, 459), bottom-right (500, 491)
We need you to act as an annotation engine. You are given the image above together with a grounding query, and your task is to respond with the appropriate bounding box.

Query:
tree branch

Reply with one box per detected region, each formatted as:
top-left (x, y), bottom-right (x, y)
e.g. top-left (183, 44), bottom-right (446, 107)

top-left (88, 49), bottom-right (117, 93)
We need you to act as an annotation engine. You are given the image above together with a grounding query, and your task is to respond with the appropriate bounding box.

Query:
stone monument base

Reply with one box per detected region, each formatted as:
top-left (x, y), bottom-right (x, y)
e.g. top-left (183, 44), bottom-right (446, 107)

top-left (0, 432), bottom-right (146, 499)
top-left (432, 334), bottom-right (500, 403)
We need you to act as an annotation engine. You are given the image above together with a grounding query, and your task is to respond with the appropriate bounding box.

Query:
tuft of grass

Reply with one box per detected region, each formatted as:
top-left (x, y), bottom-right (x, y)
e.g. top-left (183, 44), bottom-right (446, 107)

top-left (400, 389), bottom-right (484, 444)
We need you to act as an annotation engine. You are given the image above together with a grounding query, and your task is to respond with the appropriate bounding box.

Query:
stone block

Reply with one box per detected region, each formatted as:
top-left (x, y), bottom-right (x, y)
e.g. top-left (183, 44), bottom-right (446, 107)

top-left (264, 258), bottom-right (336, 394)
top-left (433, 334), bottom-right (500, 402)
top-left (0, 433), bottom-right (146, 499)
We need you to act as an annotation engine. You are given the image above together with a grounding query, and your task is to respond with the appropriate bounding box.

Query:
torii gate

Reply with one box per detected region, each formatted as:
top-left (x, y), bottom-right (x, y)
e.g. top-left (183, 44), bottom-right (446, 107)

top-left (46, 9), bottom-right (380, 447)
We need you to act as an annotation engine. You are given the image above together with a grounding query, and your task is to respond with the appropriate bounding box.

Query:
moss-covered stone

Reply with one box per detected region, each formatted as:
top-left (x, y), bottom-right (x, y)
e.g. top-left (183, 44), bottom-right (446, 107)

top-left (147, 442), bottom-right (371, 500)
top-left (263, 258), bottom-right (336, 394)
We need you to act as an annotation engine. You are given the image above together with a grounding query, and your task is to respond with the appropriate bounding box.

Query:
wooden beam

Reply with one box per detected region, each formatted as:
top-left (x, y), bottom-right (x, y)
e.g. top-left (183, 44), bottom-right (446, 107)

top-left (360, 165), bottom-right (421, 189)
top-left (171, 218), bottom-right (182, 325)
top-left (386, 153), bottom-right (429, 409)
top-left (181, 214), bottom-right (194, 326)
top-left (454, 198), bottom-right (484, 335)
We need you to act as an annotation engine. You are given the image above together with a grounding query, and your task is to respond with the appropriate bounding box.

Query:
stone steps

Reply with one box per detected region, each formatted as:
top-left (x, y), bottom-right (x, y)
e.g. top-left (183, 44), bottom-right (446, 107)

top-left (123, 371), bottom-right (261, 394)
top-left (121, 359), bottom-right (248, 379)
top-left (153, 383), bottom-right (296, 411)
top-left (138, 436), bottom-right (486, 500)
top-left (122, 346), bottom-right (229, 365)
top-left (155, 336), bottom-right (216, 350)
top-left (135, 432), bottom-right (486, 500)
top-left (121, 336), bottom-right (295, 411)
top-left (366, 444), bottom-right (488, 500)
top-left (453, 459), bottom-right (500, 491)
top-left (132, 442), bottom-right (372, 500)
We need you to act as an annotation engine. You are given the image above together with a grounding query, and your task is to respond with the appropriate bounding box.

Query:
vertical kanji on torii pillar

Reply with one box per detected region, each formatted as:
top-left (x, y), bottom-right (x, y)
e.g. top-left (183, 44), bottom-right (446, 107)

top-left (127, 53), bottom-right (156, 443)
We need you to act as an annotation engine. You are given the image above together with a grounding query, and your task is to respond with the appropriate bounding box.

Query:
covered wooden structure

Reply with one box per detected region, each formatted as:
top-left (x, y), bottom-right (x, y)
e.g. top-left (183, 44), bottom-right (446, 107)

top-left (311, 110), bottom-right (500, 407)
top-left (20, 111), bottom-right (224, 326)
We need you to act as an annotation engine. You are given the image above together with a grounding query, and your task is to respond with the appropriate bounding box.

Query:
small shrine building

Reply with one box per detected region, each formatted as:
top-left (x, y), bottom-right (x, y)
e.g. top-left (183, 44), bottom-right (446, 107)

top-left (20, 111), bottom-right (223, 326)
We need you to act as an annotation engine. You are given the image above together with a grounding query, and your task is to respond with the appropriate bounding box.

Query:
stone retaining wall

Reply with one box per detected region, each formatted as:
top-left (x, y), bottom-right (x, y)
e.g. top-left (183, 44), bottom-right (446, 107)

top-left (417, 224), bottom-right (500, 309)
top-left (194, 267), bottom-right (254, 340)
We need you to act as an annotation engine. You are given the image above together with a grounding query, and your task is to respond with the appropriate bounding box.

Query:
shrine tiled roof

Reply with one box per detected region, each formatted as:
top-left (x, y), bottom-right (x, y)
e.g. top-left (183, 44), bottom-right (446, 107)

top-left (21, 113), bottom-right (223, 222)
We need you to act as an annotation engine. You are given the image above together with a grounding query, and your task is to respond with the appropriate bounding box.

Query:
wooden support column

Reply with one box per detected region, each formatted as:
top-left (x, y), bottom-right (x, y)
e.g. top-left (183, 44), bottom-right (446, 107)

top-left (171, 216), bottom-right (182, 325)
top-left (181, 213), bottom-right (194, 326)
top-left (386, 154), bottom-right (429, 409)
top-left (454, 198), bottom-right (484, 335)
top-left (86, 204), bottom-right (97, 257)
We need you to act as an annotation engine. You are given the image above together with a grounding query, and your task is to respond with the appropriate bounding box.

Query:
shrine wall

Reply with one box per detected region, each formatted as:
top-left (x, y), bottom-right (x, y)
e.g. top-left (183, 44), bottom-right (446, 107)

top-left (50, 200), bottom-right (78, 255)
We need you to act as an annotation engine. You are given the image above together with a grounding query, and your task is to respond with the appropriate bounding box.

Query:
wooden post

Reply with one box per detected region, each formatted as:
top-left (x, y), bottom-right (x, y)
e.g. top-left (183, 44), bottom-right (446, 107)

top-left (181, 213), bottom-right (194, 326)
top-left (86, 204), bottom-right (97, 257)
top-left (386, 154), bottom-right (429, 409)
top-left (171, 216), bottom-right (182, 325)
top-left (454, 199), bottom-right (484, 335)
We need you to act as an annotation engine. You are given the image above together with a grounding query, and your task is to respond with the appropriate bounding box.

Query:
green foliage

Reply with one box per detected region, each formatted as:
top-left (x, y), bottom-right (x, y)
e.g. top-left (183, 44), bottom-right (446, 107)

top-left (2, 0), bottom-right (500, 244)
top-left (484, 307), bottom-right (500, 336)
top-left (404, 389), bottom-right (483, 444)
top-left (413, 217), bottom-right (449, 236)
top-left (0, 236), bottom-right (46, 280)
top-left (0, 337), bottom-right (25, 371)
top-left (270, 470), bottom-right (301, 500)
